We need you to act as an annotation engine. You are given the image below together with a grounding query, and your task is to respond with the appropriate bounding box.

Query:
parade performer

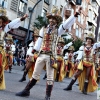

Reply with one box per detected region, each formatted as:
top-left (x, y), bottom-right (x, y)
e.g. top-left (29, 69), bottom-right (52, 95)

top-left (16, 6), bottom-right (81, 100)
top-left (55, 37), bottom-right (75, 81)
top-left (63, 33), bottom-right (98, 95)
top-left (19, 28), bottom-right (40, 82)
top-left (54, 37), bottom-right (65, 82)
top-left (5, 34), bottom-right (13, 73)
top-left (65, 46), bottom-right (75, 78)
top-left (0, 8), bottom-right (27, 90)
top-left (93, 43), bottom-right (100, 83)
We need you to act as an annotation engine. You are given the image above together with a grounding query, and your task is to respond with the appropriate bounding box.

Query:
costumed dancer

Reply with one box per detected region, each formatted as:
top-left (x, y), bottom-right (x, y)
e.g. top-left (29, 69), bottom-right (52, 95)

top-left (5, 34), bottom-right (13, 73)
top-left (93, 42), bottom-right (100, 83)
top-left (64, 46), bottom-right (75, 78)
top-left (19, 28), bottom-right (40, 82)
top-left (63, 33), bottom-right (98, 95)
top-left (0, 8), bottom-right (27, 90)
top-left (54, 37), bottom-right (65, 82)
top-left (16, 6), bottom-right (81, 100)
top-left (55, 38), bottom-right (75, 82)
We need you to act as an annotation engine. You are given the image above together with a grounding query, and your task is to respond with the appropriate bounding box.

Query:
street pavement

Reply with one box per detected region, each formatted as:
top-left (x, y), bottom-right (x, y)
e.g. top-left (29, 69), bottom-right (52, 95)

top-left (0, 65), bottom-right (98, 100)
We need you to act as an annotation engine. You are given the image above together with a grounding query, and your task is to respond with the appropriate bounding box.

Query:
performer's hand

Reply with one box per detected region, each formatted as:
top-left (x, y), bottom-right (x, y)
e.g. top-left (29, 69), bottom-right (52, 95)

top-left (20, 14), bottom-right (28, 21)
top-left (74, 6), bottom-right (82, 17)
top-left (32, 49), bottom-right (36, 54)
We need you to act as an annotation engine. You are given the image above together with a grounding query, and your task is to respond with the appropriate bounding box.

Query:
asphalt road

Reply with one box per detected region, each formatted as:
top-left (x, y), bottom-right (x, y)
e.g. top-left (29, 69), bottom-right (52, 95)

top-left (0, 65), bottom-right (98, 100)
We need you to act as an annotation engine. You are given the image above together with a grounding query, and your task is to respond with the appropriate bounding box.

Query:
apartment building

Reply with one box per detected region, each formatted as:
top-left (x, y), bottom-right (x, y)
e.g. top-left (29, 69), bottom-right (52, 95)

top-left (54, 0), bottom-right (100, 41)
top-left (0, 0), bottom-right (53, 44)
top-left (86, 0), bottom-right (100, 41)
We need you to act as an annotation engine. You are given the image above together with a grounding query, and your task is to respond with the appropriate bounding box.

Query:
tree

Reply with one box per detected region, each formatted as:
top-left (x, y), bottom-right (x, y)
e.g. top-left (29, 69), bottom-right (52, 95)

top-left (33, 15), bottom-right (48, 29)
top-left (62, 36), bottom-right (83, 55)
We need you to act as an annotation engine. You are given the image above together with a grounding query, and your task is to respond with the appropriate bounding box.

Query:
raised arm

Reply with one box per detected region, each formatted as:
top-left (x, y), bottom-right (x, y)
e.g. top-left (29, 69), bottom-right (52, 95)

top-left (58, 6), bottom-right (82, 36)
top-left (63, 42), bottom-right (73, 50)
top-left (58, 15), bottom-right (76, 36)
top-left (4, 14), bottom-right (28, 33)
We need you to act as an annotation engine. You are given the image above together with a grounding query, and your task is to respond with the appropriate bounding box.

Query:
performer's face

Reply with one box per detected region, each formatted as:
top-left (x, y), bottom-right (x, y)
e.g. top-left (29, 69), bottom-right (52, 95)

top-left (57, 43), bottom-right (63, 49)
top-left (0, 19), bottom-right (3, 27)
top-left (68, 51), bottom-right (73, 57)
top-left (7, 40), bottom-right (10, 44)
top-left (49, 18), bottom-right (57, 26)
top-left (33, 36), bottom-right (38, 42)
top-left (64, 10), bottom-right (71, 18)
top-left (86, 38), bottom-right (92, 44)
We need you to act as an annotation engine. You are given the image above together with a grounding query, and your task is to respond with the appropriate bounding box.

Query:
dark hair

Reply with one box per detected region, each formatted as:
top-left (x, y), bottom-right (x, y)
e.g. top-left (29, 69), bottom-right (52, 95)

top-left (0, 16), bottom-right (9, 23)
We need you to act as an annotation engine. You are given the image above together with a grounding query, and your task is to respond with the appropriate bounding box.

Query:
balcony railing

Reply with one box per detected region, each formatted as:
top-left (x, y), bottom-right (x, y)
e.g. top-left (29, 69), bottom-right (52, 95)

top-left (44, 0), bottom-right (49, 5)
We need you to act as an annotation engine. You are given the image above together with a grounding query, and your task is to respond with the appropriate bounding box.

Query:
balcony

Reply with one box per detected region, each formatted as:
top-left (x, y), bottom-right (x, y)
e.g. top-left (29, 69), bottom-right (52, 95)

top-left (87, 17), bottom-right (97, 27)
top-left (96, 0), bottom-right (100, 6)
top-left (44, 0), bottom-right (49, 5)
top-left (93, 7), bottom-right (98, 16)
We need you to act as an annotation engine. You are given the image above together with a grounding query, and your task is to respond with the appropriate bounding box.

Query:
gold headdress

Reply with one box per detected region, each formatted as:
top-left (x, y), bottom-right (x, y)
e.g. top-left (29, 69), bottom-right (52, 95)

top-left (46, 6), bottom-right (62, 24)
top-left (6, 34), bottom-right (13, 42)
top-left (86, 33), bottom-right (94, 43)
top-left (58, 37), bottom-right (65, 44)
top-left (0, 8), bottom-right (9, 23)
top-left (68, 46), bottom-right (75, 51)
top-left (33, 28), bottom-right (40, 37)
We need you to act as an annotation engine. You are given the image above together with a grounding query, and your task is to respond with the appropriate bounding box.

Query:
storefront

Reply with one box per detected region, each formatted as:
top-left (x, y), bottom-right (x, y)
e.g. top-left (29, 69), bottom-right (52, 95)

top-left (8, 26), bottom-right (33, 46)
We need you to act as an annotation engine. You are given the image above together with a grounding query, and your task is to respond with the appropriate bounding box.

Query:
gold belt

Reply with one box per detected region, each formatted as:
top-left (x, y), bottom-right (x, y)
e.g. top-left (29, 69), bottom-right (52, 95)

top-left (40, 51), bottom-right (52, 55)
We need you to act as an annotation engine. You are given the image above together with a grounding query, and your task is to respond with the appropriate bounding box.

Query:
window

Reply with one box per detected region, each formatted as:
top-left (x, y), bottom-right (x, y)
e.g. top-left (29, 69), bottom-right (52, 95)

top-left (44, 0), bottom-right (49, 5)
top-left (81, 14), bottom-right (83, 24)
top-left (10, 0), bottom-right (18, 12)
top-left (76, 25), bottom-right (79, 37)
top-left (88, 10), bottom-right (92, 19)
top-left (78, 15), bottom-right (81, 22)
top-left (0, 0), bottom-right (7, 8)
top-left (79, 27), bottom-right (81, 38)
top-left (41, 9), bottom-right (47, 17)
top-left (52, 0), bottom-right (56, 5)
top-left (18, 0), bottom-right (27, 13)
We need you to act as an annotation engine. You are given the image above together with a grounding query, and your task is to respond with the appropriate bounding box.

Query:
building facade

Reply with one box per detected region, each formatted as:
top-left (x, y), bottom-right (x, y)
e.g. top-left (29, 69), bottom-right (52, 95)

top-left (0, 0), bottom-right (100, 43)
top-left (0, 0), bottom-right (53, 44)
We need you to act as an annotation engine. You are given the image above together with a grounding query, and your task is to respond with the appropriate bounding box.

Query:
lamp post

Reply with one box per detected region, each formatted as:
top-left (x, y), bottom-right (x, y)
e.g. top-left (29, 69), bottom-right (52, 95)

top-left (26, 0), bottom-right (42, 45)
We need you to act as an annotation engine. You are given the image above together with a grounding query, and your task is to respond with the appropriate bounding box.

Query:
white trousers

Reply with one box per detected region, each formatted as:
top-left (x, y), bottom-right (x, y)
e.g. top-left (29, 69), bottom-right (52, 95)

top-left (32, 54), bottom-right (54, 81)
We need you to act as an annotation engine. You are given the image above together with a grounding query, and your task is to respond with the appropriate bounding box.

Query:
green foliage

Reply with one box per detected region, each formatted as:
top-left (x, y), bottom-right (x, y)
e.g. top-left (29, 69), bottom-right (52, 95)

top-left (63, 37), bottom-right (83, 51)
top-left (73, 39), bottom-right (83, 51)
top-left (33, 15), bottom-right (48, 29)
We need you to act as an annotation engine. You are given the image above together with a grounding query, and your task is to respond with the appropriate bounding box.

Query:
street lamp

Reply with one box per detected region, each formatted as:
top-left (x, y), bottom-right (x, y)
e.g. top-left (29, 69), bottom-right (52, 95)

top-left (26, 0), bottom-right (42, 45)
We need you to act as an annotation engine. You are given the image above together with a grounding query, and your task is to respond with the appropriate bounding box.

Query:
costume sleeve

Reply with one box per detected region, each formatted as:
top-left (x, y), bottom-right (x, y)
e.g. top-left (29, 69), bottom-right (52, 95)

top-left (64, 53), bottom-right (68, 60)
top-left (73, 51), bottom-right (79, 56)
top-left (33, 28), bottom-right (44, 51)
top-left (97, 42), bottom-right (100, 48)
top-left (63, 42), bottom-right (73, 50)
top-left (58, 15), bottom-right (76, 36)
top-left (76, 46), bottom-right (84, 60)
top-left (93, 43), bottom-right (97, 50)
top-left (4, 18), bottom-right (21, 33)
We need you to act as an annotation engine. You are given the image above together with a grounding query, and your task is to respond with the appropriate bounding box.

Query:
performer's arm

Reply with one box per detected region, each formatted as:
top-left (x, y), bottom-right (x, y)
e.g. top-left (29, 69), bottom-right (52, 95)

top-left (58, 15), bottom-right (76, 36)
top-left (63, 42), bottom-right (73, 50)
top-left (4, 14), bottom-right (28, 33)
top-left (73, 51), bottom-right (79, 56)
top-left (58, 7), bottom-right (82, 36)
top-left (33, 27), bottom-right (44, 52)
top-left (76, 46), bottom-right (84, 61)
top-left (93, 42), bottom-right (100, 50)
